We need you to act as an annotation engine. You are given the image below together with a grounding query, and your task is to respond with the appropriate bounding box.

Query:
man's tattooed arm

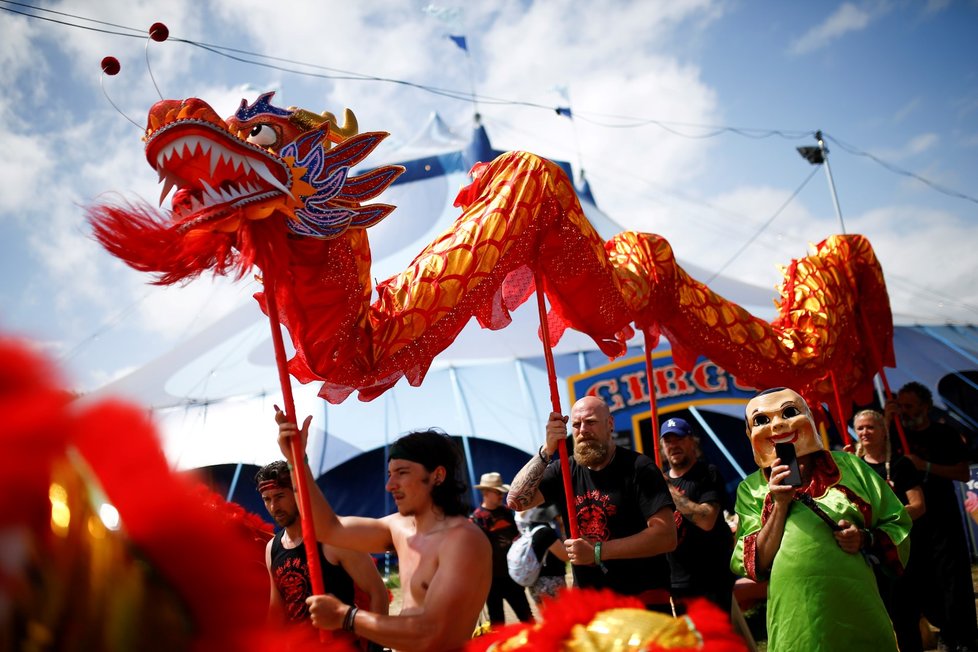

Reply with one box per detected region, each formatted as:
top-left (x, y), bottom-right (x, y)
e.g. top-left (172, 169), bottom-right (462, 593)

top-left (507, 453), bottom-right (548, 511)
top-left (669, 485), bottom-right (721, 531)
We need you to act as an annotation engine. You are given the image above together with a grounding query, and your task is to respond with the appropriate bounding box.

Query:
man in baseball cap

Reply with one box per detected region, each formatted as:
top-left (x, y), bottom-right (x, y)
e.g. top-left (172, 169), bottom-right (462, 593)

top-left (659, 416), bottom-right (735, 612)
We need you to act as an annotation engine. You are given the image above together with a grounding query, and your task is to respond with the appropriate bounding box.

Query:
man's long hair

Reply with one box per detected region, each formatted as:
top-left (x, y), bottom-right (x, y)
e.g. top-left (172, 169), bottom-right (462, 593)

top-left (389, 429), bottom-right (470, 517)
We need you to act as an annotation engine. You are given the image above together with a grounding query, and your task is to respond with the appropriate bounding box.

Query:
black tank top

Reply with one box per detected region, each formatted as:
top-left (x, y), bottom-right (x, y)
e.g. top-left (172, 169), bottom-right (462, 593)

top-left (270, 530), bottom-right (355, 623)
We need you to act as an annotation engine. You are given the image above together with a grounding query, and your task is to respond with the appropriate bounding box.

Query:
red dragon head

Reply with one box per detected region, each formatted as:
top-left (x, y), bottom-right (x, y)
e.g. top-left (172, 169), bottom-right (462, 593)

top-left (89, 92), bottom-right (403, 285)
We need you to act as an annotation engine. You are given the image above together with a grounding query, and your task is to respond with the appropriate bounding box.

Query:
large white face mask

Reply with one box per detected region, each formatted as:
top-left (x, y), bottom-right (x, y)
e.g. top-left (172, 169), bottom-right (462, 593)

top-left (745, 388), bottom-right (823, 467)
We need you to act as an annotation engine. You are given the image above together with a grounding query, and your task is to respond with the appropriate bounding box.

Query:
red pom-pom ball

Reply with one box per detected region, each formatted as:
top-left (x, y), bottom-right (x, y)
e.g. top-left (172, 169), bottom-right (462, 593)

top-left (101, 56), bottom-right (120, 76)
top-left (149, 22), bottom-right (169, 42)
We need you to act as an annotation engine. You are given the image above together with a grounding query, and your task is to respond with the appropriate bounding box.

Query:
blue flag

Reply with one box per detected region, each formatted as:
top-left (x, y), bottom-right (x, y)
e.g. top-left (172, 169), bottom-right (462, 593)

top-left (449, 35), bottom-right (468, 51)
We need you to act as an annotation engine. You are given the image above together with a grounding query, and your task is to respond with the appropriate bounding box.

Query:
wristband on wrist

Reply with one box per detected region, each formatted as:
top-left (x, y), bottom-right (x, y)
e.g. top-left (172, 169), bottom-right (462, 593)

top-left (538, 445), bottom-right (551, 464)
top-left (342, 604), bottom-right (359, 632)
top-left (924, 461), bottom-right (932, 479)
top-left (594, 541), bottom-right (608, 573)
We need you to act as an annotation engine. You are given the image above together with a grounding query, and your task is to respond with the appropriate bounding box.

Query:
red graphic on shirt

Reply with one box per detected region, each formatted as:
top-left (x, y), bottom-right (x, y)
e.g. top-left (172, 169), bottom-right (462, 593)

top-left (275, 555), bottom-right (312, 621)
top-left (673, 508), bottom-right (687, 545)
top-left (575, 490), bottom-right (617, 541)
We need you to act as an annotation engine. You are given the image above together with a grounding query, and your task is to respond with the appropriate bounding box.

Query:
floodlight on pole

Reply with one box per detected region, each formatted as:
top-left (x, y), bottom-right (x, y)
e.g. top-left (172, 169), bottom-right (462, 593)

top-left (797, 130), bottom-right (846, 234)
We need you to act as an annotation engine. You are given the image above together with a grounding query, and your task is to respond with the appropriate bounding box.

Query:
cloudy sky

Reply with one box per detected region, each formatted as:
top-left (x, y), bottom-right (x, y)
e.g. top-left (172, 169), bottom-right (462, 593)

top-left (1, 0), bottom-right (976, 393)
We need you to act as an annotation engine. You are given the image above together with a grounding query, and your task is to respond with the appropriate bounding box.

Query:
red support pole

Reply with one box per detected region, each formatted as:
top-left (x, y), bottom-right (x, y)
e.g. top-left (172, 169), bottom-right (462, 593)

top-left (829, 371), bottom-right (852, 447)
top-left (876, 366), bottom-right (910, 454)
top-left (534, 271), bottom-right (579, 539)
top-left (263, 279), bottom-right (327, 600)
top-left (643, 341), bottom-right (663, 467)
top-left (856, 310), bottom-right (911, 454)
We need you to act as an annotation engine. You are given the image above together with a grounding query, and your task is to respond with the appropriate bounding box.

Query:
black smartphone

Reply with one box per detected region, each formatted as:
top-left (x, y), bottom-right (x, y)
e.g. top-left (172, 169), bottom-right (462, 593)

top-left (774, 442), bottom-right (803, 487)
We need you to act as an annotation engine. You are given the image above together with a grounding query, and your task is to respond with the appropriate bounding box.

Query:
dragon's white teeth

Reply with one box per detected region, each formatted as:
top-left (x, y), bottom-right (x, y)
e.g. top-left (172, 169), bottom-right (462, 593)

top-left (158, 176), bottom-right (177, 206)
top-left (200, 179), bottom-right (222, 205)
top-left (253, 162), bottom-right (290, 195)
top-left (189, 136), bottom-right (205, 156)
top-left (231, 154), bottom-right (249, 176)
top-left (189, 195), bottom-right (203, 212)
top-left (154, 135), bottom-right (285, 202)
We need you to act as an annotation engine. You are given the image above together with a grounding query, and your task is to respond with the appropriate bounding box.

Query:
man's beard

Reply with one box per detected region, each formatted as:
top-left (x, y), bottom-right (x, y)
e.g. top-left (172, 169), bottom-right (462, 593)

top-left (668, 451), bottom-right (691, 472)
top-left (575, 439), bottom-right (610, 467)
top-left (276, 509), bottom-right (298, 528)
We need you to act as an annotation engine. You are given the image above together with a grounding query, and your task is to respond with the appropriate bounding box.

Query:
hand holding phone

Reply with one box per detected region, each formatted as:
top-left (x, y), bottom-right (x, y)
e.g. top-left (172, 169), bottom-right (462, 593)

top-left (774, 442), bottom-right (803, 487)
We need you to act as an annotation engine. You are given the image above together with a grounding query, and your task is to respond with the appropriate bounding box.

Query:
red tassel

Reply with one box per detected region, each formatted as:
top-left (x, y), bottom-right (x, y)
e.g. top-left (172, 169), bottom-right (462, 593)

top-left (87, 201), bottom-right (241, 285)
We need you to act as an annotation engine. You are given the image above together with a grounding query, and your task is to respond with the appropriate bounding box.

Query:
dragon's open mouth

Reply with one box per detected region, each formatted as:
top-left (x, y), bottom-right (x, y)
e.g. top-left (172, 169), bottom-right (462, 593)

top-left (144, 99), bottom-right (293, 229)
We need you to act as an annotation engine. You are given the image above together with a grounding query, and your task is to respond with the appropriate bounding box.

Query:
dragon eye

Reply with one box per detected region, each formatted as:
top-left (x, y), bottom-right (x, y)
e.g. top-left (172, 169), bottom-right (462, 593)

top-left (247, 124), bottom-right (278, 147)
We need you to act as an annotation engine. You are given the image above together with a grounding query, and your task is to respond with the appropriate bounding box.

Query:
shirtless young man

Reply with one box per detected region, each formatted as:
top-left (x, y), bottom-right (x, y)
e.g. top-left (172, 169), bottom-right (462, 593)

top-left (276, 410), bottom-right (491, 652)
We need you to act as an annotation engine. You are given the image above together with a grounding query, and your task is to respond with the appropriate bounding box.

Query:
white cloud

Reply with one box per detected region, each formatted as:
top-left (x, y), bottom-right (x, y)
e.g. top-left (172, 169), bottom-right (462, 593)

top-left (684, 184), bottom-right (826, 287)
top-left (788, 3), bottom-right (872, 55)
top-left (891, 98), bottom-right (920, 124)
top-left (0, 129), bottom-right (51, 214)
top-left (871, 132), bottom-right (939, 162)
top-left (0, 10), bottom-right (46, 102)
top-left (850, 205), bottom-right (978, 322)
top-left (56, 0), bottom-right (205, 102)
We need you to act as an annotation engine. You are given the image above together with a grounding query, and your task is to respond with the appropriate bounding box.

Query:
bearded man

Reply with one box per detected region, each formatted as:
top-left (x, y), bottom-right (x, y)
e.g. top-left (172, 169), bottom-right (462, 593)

top-left (508, 395), bottom-right (677, 611)
top-left (730, 387), bottom-right (911, 652)
top-left (887, 381), bottom-right (978, 652)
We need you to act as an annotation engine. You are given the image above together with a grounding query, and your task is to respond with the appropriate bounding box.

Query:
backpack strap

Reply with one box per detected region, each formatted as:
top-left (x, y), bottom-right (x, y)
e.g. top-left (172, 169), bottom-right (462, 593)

top-left (528, 524), bottom-right (550, 563)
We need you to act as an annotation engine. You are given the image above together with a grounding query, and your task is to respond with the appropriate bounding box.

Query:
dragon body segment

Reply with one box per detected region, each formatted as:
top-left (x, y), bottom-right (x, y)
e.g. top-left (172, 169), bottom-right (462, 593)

top-left (89, 93), bottom-right (892, 412)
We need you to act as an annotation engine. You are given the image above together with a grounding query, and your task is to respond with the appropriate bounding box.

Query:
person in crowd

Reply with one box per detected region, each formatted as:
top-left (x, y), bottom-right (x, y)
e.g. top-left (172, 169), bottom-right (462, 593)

top-left (659, 416), bottom-right (736, 612)
top-left (275, 409), bottom-right (491, 652)
top-left (507, 395), bottom-right (677, 611)
top-left (731, 387), bottom-right (911, 652)
top-left (852, 408), bottom-right (926, 652)
top-left (515, 505), bottom-right (569, 605)
top-left (256, 460), bottom-right (388, 649)
top-left (887, 381), bottom-right (978, 652)
top-left (469, 471), bottom-right (533, 626)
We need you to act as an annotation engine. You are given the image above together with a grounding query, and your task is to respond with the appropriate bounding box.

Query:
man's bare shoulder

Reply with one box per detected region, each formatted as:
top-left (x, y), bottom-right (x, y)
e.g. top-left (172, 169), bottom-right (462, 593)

top-left (382, 511), bottom-right (412, 533)
top-left (440, 517), bottom-right (490, 549)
